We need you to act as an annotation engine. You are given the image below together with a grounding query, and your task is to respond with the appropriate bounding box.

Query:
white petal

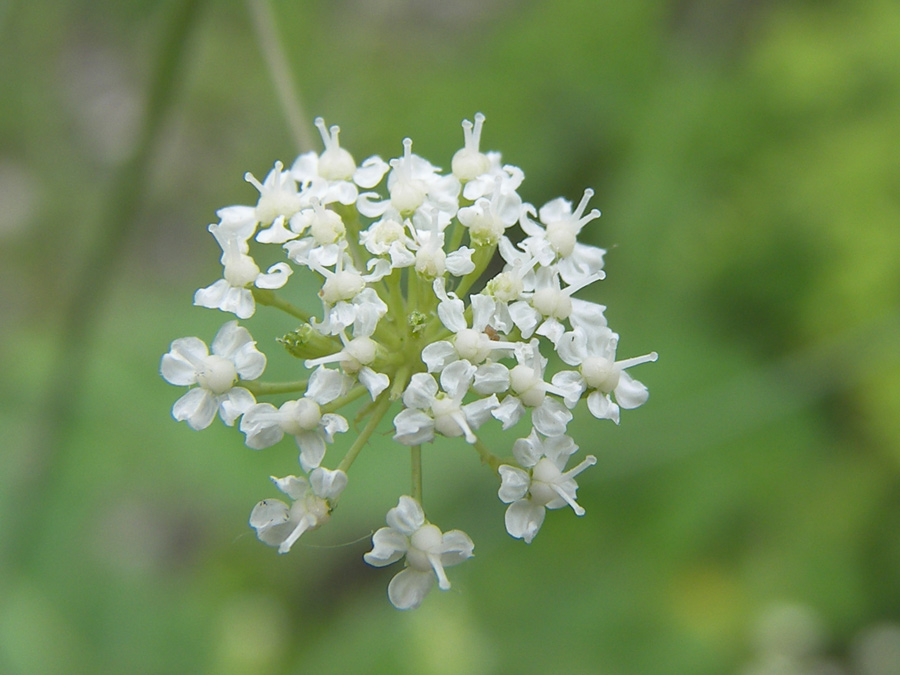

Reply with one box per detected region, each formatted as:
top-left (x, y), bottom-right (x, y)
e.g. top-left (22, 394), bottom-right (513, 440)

top-left (309, 467), bottom-right (348, 500)
top-left (535, 317), bottom-right (564, 346)
top-left (255, 262), bottom-right (292, 289)
top-left (364, 527), bottom-right (409, 566)
top-left (569, 299), bottom-right (609, 335)
top-left (473, 362), bottom-right (510, 395)
top-left (240, 403), bottom-right (285, 449)
top-left (439, 359), bottom-right (476, 400)
top-left (219, 387), bottom-right (256, 426)
top-left (232, 342), bottom-right (266, 381)
top-left (402, 373), bottom-right (439, 410)
top-left (587, 390), bottom-right (619, 424)
top-left (498, 465), bottom-right (530, 503)
top-left (320, 413), bottom-right (349, 440)
top-left (307, 366), bottom-right (345, 404)
top-left (421, 341), bottom-right (457, 373)
top-left (614, 371), bottom-right (650, 410)
top-left (249, 499), bottom-right (295, 547)
top-left (271, 474), bottom-right (310, 501)
top-left (538, 196), bottom-right (572, 224)
top-left (172, 388), bottom-right (217, 430)
top-left (492, 395), bottom-right (524, 430)
top-left (435, 291), bottom-right (467, 334)
top-left (358, 367), bottom-right (390, 399)
top-left (393, 409), bottom-right (435, 446)
top-left (470, 293), bottom-right (494, 331)
top-left (161, 338), bottom-right (207, 386)
top-left (511, 430), bottom-right (543, 468)
top-left (387, 495), bottom-right (425, 535)
top-left (193, 279), bottom-right (231, 312)
top-left (541, 434), bottom-right (579, 465)
top-left (446, 247), bottom-right (475, 276)
top-left (353, 156), bottom-right (390, 189)
top-left (508, 301), bottom-right (539, 338)
top-left (550, 370), bottom-right (586, 408)
top-left (531, 397), bottom-right (572, 437)
top-left (211, 320), bottom-right (251, 358)
top-left (388, 568), bottom-right (434, 610)
top-left (505, 499), bottom-right (546, 543)
top-left (461, 394), bottom-right (499, 430)
top-left (216, 205), bottom-right (258, 240)
top-left (296, 431), bottom-right (326, 472)
top-left (439, 529), bottom-right (475, 567)
top-left (256, 216), bottom-right (297, 244)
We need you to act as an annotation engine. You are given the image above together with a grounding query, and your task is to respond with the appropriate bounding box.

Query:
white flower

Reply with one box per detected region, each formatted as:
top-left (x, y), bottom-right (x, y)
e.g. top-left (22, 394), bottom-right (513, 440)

top-left (498, 430), bottom-right (596, 543)
top-left (393, 360), bottom-right (498, 445)
top-left (161, 320), bottom-right (265, 430)
top-left (457, 183), bottom-right (514, 248)
top-left (308, 250), bottom-right (390, 336)
top-left (451, 112), bottom-right (491, 182)
top-left (250, 468), bottom-right (348, 554)
top-left (290, 117), bottom-right (389, 206)
top-left (520, 189), bottom-right (606, 285)
top-left (240, 366), bottom-right (350, 471)
top-left (405, 208), bottom-right (475, 280)
top-left (491, 340), bottom-right (572, 437)
top-left (507, 265), bottom-right (603, 345)
top-left (552, 327), bottom-right (658, 424)
top-left (462, 163), bottom-right (525, 227)
top-left (359, 213), bottom-right (416, 268)
top-left (194, 222), bottom-right (292, 319)
top-left (357, 137), bottom-right (460, 219)
top-left (421, 280), bottom-right (516, 394)
top-left (304, 333), bottom-right (390, 400)
top-left (364, 496), bottom-right (474, 610)
top-left (244, 161), bottom-right (304, 227)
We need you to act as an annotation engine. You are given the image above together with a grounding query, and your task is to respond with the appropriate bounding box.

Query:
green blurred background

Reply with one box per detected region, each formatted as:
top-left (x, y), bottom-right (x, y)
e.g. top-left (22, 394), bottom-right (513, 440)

top-left (2, 0), bottom-right (899, 673)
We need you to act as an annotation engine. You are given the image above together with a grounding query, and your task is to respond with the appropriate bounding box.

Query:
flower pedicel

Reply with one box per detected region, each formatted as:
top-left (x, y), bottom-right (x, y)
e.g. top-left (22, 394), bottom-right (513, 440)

top-left (161, 114), bottom-right (656, 610)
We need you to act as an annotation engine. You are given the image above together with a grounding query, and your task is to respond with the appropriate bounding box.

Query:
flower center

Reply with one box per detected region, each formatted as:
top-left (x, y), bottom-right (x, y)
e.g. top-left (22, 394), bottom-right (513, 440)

top-left (532, 287), bottom-right (572, 320)
top-left (545, 221), bottom-right (577, 258)
top-left (529, 458), bottom-right (563, 505)
top-left (415, 247), bottom-right (446, 279)
top-left (581, 356), bottom-right (619, 393)
top-left (454, 328), bottom-right (490, 363)
top-left (223, 252), bottom-right (260, 287)
top-left (310, 209), bottom-right (345, 245)
top-left (510, 364), bottom-right (545, 408)
top-left (431, 395), bottom-right (465, 438)
top-left (408, 523), bottom-right (443, 570)
top-left (280, 399), bottom-right (322, 434)
top-left (321, 271), bottom-right (365, 304)
top-left (197, 355), bottom-right (237, 395)
top-left (486, 272), bottom-right (523, 303)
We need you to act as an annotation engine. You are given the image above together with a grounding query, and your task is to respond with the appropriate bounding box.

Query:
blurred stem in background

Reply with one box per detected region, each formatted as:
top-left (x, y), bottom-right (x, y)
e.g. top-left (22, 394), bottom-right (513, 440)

top-left (246, 0), bottom-right (315, 153)
top-left (10, 0), bottom-right (206, 573)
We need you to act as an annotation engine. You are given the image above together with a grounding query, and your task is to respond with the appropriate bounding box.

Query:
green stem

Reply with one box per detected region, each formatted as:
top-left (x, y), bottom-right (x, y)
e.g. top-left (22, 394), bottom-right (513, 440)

top-left (454, 243), bottom-right (498, 298)
top-left (336, 392), bottom-right (393, 473)
top-left (390, 364), bottom-right (412, 401)
top-left (253, 287), bottom-right (311, 322)
top-left (446, 217), bottom-right (467, 254)
top-left (411, 445), bottom-right (423, 502)
top-left (18, 0), bottom-right (206, 574)
top-left (321, 384), bottom-right (369, 414)
top-left (472, 437), bottom-right (502, 473)
top-left (243, 379), bottom-right (308, 396)
top-left (246, 0), bottom-right (314, 152)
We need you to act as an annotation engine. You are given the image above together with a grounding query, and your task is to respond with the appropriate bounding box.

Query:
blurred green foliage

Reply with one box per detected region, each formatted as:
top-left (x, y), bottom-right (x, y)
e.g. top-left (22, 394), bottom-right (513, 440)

top-left (1, 0), bottom-right (899, 673)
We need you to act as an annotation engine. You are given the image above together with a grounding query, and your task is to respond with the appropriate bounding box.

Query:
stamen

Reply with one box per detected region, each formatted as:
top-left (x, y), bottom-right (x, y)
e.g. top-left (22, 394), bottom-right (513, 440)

top-left (428, 552), bottom-right (451, 590)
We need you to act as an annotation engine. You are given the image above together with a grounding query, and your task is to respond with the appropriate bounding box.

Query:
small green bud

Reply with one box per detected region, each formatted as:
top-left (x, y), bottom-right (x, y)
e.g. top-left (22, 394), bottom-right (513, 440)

top-left (408, 311), bottom-right (427, 335)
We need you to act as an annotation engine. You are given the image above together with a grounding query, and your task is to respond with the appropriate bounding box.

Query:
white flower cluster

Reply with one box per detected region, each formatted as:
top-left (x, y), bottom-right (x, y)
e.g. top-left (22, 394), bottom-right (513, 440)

top-left (161, 114), bottom-right (656, 610)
